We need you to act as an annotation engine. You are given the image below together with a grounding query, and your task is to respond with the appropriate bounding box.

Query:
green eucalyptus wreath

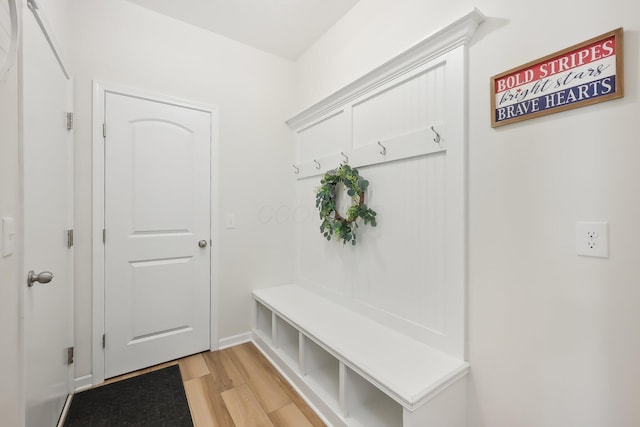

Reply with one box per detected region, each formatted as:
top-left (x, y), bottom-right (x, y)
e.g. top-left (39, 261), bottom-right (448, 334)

top-left (315, 164), bottom-right (377, 245)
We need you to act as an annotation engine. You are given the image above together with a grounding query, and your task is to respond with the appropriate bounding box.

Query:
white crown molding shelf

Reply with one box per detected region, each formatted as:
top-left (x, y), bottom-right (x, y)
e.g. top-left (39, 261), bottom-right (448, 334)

top-left (286, 8), bottom-right (486, 130)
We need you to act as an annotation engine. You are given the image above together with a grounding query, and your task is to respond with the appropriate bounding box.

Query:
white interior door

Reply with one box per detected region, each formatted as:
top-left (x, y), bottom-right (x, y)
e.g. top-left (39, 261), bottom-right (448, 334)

top-left (103, 91), bottom-right (211, 378)
top-left (22, 3), bottom-right (74, 426)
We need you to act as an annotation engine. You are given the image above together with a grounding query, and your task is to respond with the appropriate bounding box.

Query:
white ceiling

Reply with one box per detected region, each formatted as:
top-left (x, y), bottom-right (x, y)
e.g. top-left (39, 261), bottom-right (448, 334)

top-left (126, 0), bottom-right (361, 60)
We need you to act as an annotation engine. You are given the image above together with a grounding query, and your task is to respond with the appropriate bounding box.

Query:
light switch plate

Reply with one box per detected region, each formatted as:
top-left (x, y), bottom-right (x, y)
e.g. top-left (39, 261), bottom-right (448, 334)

top-left (2, 217), bottom-right (16, 257)
top-left (576, 221), bottom-right (608, 258)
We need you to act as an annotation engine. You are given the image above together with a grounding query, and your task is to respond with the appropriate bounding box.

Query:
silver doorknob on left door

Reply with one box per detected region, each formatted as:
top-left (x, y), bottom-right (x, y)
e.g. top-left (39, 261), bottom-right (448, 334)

top-left (27, 270), bottom-right (54, 287)
top-left (198, 240), bottom-right (208, 248)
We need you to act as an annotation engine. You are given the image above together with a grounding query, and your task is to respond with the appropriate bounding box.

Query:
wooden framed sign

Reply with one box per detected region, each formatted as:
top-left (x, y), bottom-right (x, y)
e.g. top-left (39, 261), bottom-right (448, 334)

top-left (491, 28), bottom-right (624, 127)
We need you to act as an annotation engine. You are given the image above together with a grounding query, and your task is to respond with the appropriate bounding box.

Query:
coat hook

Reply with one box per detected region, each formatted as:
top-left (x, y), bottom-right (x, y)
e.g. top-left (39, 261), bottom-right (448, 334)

top-left (341, 152), bottom-right (349, 164)
top-left (314, 159), bottom-right (321, 169)
top-left (431, 125), bottom-right (441, 144)
top-left (377, 141), bottom-right (387, 156)
top-left (293, 164), bottom-right (299, 174)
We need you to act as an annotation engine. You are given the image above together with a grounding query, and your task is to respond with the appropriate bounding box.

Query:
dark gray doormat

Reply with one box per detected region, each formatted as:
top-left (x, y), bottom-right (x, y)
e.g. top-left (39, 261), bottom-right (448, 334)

top-left (64, 365), bottom-right (194, 426)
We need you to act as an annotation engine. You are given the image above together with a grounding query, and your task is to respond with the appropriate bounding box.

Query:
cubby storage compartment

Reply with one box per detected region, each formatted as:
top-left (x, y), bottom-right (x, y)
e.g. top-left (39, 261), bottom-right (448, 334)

top-left (255, 302), bottom-right (273, 344)
top-left (344, 367), bottom-right (403, 427)
top-left (302, 336), bottom-right (340, 411)
top-left (274, 316), bottom-right (300, 369)
top-left (252, 285), bottom-right (470, 427)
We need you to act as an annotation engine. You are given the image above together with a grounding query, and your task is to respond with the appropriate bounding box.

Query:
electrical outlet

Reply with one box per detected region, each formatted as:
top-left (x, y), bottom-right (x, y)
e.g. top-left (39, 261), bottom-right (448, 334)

top-left (576, 221), bottom-right (608, 258)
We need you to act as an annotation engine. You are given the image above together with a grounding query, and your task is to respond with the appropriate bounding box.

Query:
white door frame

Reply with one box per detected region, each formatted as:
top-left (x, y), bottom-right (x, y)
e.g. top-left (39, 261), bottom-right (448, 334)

top-left (91, 81), bottom-right (220, 384)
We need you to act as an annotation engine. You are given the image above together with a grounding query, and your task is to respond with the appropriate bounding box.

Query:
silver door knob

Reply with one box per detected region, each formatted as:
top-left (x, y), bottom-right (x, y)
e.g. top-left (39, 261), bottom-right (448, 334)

top-left (198, 240), bottom-right (208, 248)
top-left (27, 270), bottom-right (54, 287)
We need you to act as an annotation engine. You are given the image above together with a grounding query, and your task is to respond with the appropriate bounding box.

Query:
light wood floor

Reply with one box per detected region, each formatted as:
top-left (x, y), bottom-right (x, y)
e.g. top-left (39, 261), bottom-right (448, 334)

top-left (102, 342), bottom-right (326, 427)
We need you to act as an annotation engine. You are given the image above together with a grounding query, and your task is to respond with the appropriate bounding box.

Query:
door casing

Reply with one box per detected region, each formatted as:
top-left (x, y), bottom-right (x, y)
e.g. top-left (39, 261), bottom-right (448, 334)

top-left (91, 81), bottom-right (220, 385)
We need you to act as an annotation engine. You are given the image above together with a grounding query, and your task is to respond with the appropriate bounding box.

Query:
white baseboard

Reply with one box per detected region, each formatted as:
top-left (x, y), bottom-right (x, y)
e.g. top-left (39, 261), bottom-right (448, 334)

top-left (217, 331), bottom-right (252, 350)
top-left (74, 374), bottom-right (93, 392)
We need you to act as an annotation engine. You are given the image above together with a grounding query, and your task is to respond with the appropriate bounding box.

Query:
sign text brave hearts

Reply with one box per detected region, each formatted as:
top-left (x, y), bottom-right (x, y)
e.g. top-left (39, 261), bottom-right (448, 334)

top-left (491, 28), bottom-right (624, 127)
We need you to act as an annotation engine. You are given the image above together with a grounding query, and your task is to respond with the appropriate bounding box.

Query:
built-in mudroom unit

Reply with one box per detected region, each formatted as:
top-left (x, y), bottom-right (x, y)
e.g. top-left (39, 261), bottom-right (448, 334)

top-left (252, 10), bottom-right (484, 427)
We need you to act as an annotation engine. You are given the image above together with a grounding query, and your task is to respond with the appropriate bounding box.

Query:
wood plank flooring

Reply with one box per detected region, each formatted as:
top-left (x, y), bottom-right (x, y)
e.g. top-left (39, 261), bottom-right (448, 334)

top-left (102, 342), bottom-right (326, 427)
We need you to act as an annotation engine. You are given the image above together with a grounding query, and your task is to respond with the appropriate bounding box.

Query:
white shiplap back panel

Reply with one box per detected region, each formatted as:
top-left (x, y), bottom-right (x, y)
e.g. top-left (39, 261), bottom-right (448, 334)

top-left (352, 153), bottom-right (446, 334)
top-left (352, 62), bottom-right (446, 149)
top-left (296, 175), bottom-right (355, 296)
top-left (288, 6), bottom-right (480, 356)
top-left (296, 152), bottom-right (448, 334)
top-left (296, 109), bottom-right (349, 164)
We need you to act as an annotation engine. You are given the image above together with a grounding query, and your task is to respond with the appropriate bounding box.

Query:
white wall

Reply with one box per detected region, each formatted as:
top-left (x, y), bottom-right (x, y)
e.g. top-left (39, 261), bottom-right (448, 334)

top-left (295, 1), bottom-right (640, 426)
top-left (0, 43), bottom-right (22, 427)
top-left (68, 0), bottom-right (296, 378)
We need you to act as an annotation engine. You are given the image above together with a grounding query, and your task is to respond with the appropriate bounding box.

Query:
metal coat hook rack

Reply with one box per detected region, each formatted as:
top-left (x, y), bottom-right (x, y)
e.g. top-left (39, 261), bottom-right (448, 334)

top-left (378, 141), bottom-right (387, 156)
top-left (314, 159), bottom-right (321, 169)
top-left (431, 125), bottom-right (441, 144)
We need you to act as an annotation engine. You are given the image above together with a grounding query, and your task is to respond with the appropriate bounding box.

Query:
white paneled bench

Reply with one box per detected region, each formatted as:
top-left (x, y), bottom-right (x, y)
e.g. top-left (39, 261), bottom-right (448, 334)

top-left (252, 285), bottom-right (469, 427)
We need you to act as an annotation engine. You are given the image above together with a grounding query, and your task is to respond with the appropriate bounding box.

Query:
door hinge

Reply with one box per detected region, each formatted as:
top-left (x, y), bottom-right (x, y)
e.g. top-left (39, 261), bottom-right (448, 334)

top-left (102, 228), bottom-right (105, 243)
top-left (103, 123), bottom-right (106, 138)
top-left (66, 112), bottom-right (73, 130)
top-left (66, 229), bottom-right (74, 247)
top-left (102, 334), bottom-right (106, 349)
top-left (67, 347), bottom-right (74, 365)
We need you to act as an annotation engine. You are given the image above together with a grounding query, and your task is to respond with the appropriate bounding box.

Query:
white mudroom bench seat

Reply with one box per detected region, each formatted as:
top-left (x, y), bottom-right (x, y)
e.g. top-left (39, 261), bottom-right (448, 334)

top-left (251, 284), bottom-right (469, 427)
